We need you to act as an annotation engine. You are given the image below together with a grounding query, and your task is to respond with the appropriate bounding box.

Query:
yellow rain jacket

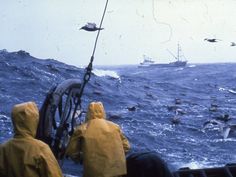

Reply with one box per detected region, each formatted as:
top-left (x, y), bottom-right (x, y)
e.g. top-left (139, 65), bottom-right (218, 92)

top-left (66, 102), bottom-right (130, 177)
top-left (0, 102), bottom-right (63, 177)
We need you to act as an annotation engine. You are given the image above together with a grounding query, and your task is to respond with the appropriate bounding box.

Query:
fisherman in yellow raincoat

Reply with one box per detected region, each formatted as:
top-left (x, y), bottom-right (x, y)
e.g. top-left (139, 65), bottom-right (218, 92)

top-left (66, 101), bottom-right (130, 177)
top-left (0, 102), bottom-right (63, 177)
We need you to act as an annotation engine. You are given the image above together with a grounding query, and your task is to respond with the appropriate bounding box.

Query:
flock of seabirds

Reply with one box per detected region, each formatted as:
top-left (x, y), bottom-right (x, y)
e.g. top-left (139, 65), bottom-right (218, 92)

top-left (80, 22), bottom-right (236, 140)
top-left (166, 98), bottom-right (236, 139)
top-left (123, 96), bottom-right (236, 140)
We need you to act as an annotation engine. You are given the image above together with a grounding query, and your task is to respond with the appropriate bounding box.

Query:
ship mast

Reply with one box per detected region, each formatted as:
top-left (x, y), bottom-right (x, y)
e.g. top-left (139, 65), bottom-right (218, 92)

top-left (177, 43), bottom-right (180, 61)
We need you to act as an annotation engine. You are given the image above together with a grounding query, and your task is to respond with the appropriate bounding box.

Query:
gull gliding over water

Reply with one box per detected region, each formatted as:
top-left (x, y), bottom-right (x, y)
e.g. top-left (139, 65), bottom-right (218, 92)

top-left (80, 23), bottom-right (104, 32)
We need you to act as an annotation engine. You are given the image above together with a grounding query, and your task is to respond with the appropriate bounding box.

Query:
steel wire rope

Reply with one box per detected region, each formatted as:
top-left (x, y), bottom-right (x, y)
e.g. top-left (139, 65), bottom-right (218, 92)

top-left (56, 0), bottom-right (109, 167)
top-left (70, 0), bottom-right (109, 132)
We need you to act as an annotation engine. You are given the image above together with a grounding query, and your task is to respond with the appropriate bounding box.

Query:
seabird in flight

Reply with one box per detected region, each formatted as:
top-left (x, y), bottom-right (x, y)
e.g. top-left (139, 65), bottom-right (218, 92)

top-left (230, 42), bottom-right (236, 46)
top-left (202, 119), bottom-right (236, 139)
top-left (80, 23), bottom-right (104, 32)
top-left (204, 38), bottom-right (221, 42)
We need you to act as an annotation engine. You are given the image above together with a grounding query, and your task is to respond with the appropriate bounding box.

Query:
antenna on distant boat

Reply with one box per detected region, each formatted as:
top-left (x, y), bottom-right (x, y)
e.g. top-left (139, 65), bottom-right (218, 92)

top-left (166, 43), bottom-right (187, 62)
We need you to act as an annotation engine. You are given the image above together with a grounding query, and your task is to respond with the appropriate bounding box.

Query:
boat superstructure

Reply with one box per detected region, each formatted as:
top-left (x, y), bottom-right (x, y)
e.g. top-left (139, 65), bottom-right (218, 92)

top-left (139, 55), bottom-right (155, 67)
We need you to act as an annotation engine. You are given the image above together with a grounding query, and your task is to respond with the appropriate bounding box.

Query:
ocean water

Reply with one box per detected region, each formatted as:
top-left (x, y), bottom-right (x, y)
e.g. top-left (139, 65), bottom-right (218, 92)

top-left (1, 49), bottom-right (236, 176)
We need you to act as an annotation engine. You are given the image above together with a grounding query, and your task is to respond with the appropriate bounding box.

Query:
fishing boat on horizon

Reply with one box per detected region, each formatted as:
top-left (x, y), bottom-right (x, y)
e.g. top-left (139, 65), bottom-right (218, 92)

top-left (138, 43), bottom-right (188, 68)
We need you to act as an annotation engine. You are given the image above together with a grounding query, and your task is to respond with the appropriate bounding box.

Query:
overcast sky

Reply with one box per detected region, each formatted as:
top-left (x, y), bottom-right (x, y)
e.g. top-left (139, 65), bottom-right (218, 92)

top-left (0, 0), bottom-right (236, 66)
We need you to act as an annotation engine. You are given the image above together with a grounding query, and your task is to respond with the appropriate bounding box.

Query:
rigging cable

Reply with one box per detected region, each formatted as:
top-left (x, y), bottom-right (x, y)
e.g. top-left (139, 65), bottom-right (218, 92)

top-left (70, 0), bottom-right (109, 134)
top-left (36, 0), bottom-right (109, 165)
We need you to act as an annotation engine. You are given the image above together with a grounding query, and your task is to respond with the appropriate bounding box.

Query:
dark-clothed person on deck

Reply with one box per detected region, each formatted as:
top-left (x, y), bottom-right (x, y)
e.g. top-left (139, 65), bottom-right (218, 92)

top-left (125, 152), bottom-right (173, 177)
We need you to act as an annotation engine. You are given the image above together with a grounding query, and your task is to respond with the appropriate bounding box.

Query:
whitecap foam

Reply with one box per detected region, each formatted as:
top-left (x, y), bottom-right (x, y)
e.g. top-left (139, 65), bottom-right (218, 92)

top-left (0, 114), bottom-right (10, 119)
top-left (178, 161), bottom-right (209, 169)
top-left (229, 89), bottom-right (236, 94)
top-left (188, 65), bottom-right (196, 68)
top-left (92, 69), bottom-right (121, 81)
top-left (219, 87), bottom-right (227, 92)
top-left (218, 87), bottom-right (236, 94)
top-left (209, 137), bottom-right (236, 142)
top-left (175, 67), bottom-right (184, 71)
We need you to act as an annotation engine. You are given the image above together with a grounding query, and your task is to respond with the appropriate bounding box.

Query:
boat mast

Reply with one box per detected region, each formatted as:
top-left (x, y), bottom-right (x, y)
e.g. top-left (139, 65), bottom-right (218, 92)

top-left (177, 43), bottom-right (180, 61)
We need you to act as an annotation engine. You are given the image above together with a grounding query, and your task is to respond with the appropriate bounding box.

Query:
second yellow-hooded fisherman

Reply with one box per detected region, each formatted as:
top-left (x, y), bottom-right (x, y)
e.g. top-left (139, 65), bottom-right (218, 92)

top-left (66, 102), bottom-right (130, 177)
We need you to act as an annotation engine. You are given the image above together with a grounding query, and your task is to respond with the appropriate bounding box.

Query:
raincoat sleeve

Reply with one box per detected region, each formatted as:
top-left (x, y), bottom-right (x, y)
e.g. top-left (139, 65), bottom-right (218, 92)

top-left (119, 127), bottom-right (130, 153)
top-left (65, 128), bottom-right (83, 163)
top-left (39, 145), bottom-right (63, 177)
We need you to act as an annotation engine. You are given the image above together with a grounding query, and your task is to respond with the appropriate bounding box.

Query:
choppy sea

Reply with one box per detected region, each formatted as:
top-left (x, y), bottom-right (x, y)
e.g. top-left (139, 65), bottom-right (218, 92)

top-left (1, 49), bottom-right (236, 176)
